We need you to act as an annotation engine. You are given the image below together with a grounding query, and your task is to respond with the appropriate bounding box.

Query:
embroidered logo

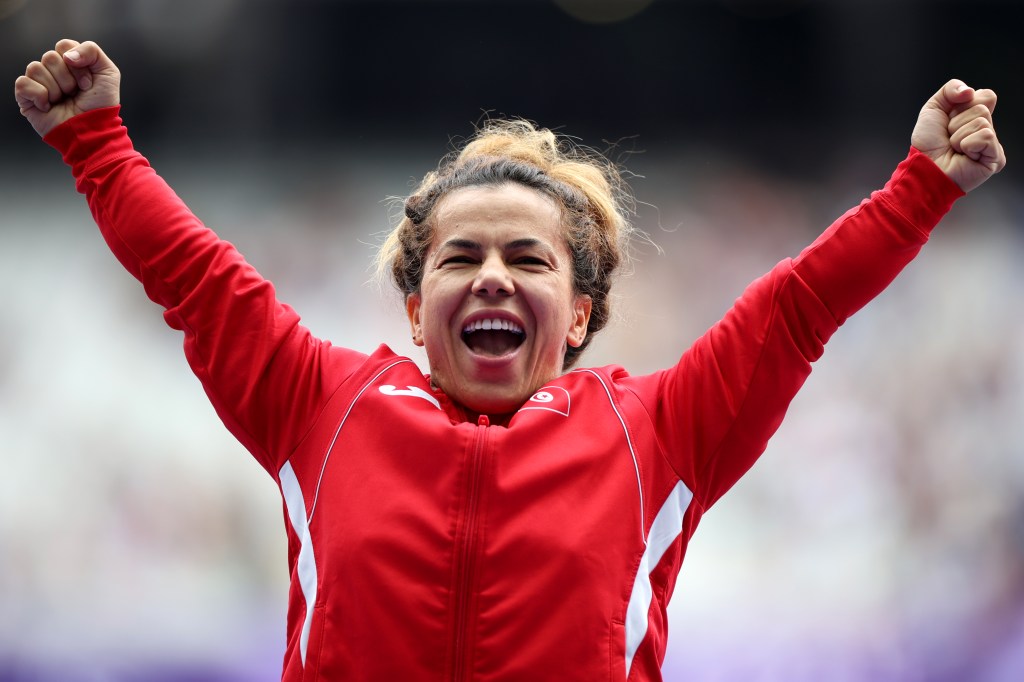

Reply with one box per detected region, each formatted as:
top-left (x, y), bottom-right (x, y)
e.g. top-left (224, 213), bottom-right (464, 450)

top-left (379, 385), bottom-right (442, 410)
top-left (520, 386), bottom-right (570, 417)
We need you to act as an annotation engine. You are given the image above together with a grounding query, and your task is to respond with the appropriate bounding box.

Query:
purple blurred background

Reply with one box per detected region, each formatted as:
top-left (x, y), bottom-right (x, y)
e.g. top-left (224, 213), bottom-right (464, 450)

top-left (2, 0), bottom-right (1023, 679)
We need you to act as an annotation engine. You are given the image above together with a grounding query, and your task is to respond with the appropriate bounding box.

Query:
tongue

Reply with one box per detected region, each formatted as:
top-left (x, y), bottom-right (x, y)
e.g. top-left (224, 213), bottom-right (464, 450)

top-left (465, 330), bottom-right (522, 357)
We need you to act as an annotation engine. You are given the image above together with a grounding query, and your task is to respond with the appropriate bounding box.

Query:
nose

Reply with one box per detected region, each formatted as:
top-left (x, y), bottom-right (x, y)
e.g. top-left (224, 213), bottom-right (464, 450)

top-left (472, 254), bottom-right (515, 297)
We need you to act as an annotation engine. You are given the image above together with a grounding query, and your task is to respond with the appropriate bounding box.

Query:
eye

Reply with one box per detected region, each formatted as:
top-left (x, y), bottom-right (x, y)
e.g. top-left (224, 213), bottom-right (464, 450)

top-left (439, 255), bottom-right (476, 266)
top-left (513, 256), bottom-right (549, 267)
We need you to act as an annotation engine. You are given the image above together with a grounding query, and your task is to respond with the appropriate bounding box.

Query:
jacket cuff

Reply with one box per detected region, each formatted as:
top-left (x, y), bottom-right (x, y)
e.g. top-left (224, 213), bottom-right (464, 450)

top-left (888, 147), bottom-right (965, 231)
top-left (43, 106), bottom-right (136, 186)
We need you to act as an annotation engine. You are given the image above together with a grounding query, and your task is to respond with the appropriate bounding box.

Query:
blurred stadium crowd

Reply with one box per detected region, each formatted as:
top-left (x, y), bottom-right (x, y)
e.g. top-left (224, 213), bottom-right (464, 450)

top-left (1, 0), bottom-right (1022, 680)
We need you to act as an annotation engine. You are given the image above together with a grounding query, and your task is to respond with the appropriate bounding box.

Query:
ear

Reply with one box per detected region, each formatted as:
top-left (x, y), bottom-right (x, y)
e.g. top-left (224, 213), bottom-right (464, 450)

top-left (566, 294), bottom-right (592, 348)
top-left (406, 292), bottom-right (425, 347)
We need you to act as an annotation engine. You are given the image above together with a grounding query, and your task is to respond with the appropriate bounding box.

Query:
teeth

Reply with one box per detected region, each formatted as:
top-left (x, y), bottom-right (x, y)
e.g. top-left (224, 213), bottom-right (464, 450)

top-left (463, 318), bottom-right (524, 335)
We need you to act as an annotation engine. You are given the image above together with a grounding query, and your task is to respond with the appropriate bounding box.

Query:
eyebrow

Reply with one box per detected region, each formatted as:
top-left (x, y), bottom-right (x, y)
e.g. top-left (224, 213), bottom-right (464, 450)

top-left (438, 238), bottom-right (482, 251)
top-left (507, 238), bottom-right (549, 251)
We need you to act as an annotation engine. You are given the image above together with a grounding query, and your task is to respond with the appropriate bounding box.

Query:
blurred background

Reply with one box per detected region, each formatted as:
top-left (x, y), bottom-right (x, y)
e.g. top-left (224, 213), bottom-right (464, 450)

top-left (1, 0), bottom-right (1022, 680)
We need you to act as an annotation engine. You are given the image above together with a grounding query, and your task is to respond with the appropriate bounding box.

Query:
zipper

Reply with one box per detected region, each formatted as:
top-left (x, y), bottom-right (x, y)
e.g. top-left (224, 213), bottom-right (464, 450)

top-left (450, 414), bottom-right (490, 682)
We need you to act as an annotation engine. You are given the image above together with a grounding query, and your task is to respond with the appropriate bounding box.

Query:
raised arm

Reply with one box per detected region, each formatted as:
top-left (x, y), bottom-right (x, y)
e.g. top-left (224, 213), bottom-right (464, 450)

top-left (633, 80), bottom-right (1005, 509)
top-left (15, 40), bottom-right (365, 476)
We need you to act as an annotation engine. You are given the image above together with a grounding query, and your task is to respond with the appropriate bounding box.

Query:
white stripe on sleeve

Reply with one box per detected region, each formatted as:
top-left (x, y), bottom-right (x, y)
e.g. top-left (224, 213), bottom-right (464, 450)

top-left (624, 481), bottom-right (693, 678)
top-left (280, 461), bottom-right (318, 665)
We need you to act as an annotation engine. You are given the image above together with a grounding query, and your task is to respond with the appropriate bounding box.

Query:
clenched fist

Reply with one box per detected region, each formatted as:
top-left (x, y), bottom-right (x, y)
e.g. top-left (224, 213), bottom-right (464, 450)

top-left (14, 39), bottom-right (120, 138)
top-left (912, 79), bottom-right (1006, 193)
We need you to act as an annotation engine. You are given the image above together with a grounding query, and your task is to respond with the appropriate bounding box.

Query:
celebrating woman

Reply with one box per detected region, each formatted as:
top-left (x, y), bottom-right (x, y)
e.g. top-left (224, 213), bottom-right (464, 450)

top-left (15, 39), bottom-right (1004, 681)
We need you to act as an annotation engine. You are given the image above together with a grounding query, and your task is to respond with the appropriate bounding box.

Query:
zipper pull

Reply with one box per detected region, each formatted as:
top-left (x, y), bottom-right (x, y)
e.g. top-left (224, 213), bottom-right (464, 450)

top-left (477, 414), bottom-right (490, 427)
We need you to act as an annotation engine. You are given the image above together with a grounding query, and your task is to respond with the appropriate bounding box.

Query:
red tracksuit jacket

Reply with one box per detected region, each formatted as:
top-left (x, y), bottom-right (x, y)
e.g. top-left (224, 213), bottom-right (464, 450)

top-left (47, 107), bottom-right (962, 681)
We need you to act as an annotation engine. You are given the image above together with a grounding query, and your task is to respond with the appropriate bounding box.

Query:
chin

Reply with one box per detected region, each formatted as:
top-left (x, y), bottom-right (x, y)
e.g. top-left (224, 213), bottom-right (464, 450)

top-left (459, 387), bottom-right (526, 418)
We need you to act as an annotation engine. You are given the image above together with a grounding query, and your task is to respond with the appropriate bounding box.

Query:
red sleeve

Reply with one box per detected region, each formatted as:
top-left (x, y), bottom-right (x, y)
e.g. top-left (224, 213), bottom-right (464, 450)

top-left (45, 107), bottom-right (365, 476)
top-left (624, 148), bottom-right (964, 509)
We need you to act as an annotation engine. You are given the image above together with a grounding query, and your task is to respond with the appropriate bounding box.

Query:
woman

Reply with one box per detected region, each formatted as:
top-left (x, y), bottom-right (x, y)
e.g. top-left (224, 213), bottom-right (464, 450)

top-left (15, 39), bottom-right (1005, 681)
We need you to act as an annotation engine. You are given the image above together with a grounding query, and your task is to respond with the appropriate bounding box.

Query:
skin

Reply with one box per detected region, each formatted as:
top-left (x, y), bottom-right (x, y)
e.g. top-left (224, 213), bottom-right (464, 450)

top-left (406, 184), bottom-right (592, 418)
top-left (14, 39), bottom-right (120, 137)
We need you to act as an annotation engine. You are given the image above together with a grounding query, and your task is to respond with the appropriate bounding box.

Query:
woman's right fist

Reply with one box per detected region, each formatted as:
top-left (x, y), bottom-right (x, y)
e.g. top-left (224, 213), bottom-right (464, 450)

top-left (14, 39), bottom-right (120, 138)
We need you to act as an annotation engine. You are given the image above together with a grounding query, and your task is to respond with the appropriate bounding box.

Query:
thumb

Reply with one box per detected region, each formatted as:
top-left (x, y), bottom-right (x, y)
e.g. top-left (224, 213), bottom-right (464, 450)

top-left (58, 40), bottom-right (116, 91)
top-left (926, 78), bottom-right (974, 116)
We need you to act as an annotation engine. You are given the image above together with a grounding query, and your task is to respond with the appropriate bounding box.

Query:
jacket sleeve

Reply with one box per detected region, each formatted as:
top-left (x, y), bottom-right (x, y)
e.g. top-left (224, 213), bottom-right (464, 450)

top-left (624, 148), bottom-right (964, 509)
top-left (45, 106), bottom-right (366, 477)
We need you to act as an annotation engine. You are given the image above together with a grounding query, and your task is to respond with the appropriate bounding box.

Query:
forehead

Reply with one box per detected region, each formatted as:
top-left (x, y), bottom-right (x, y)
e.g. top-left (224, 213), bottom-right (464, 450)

top-left (431, 183), bottom-right (565, 245)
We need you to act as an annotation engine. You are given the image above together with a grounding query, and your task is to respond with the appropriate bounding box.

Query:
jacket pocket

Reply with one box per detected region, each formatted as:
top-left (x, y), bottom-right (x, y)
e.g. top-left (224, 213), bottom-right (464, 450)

top-left (609, 619), bottom-right (627, 681)
top-left (302, 603), bottom-right (327, 680)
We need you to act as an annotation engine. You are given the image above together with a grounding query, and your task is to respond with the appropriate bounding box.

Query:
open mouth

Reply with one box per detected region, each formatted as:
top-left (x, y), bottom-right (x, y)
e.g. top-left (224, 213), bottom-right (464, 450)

top-left (462, 318), bottom-right (526, 357)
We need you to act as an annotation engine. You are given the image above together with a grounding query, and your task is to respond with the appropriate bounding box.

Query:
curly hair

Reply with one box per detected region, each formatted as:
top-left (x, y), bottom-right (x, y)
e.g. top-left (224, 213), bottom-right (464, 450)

top-left (376, 119), bottom-right (636, 369)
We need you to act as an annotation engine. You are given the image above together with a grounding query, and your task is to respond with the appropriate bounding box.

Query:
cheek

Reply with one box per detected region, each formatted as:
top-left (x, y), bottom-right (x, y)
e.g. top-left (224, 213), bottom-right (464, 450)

top-left (422, 280), bottom-right (451, 312)
top-left (417, 281), bottom-right (459, 337)
top-left (551, 281), bottom-right (582, 327)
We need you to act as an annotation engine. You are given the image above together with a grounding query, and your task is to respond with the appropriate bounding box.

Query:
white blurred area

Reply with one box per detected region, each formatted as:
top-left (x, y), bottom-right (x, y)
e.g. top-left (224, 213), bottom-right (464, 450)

top-left (2, 139), bottom-right (1022, 680)
top-left (3, 0), bottom-right (1024, 680)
